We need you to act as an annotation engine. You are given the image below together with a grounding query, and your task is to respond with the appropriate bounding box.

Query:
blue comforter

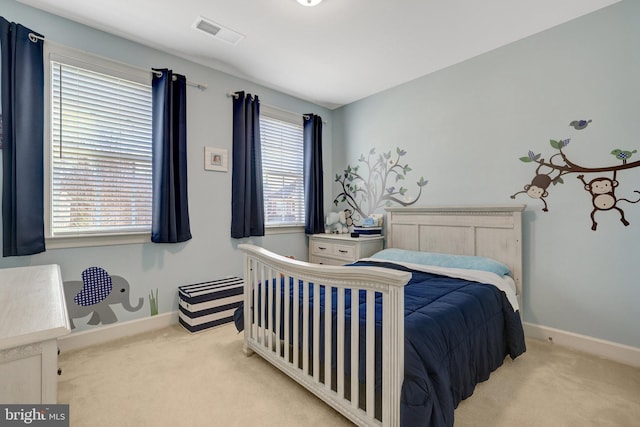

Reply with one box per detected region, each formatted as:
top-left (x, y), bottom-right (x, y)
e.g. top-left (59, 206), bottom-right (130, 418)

top-left (235, 260), bottom-right (526, 427)
top-left (358, 261), bottom-right (526, 427)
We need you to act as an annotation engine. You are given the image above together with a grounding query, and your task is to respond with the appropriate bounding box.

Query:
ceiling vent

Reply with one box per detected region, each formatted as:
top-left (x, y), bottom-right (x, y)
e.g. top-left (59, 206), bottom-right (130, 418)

top-left (193, 16), bottom-right (244, 45)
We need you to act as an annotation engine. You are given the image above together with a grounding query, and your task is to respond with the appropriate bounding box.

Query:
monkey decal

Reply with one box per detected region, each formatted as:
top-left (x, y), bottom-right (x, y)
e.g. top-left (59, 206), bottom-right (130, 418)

top-left (511, 159), bottom-right (566, 212)
top-left (577, 172), bottom-right (640, 230)
top-left (511, 142), bottom-right (570, 212)
top-left (511, 119), bottom-right (640, 230)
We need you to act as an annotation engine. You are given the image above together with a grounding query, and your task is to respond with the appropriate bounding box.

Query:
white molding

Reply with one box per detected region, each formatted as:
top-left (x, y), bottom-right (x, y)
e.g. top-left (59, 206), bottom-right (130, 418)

top-left (57, 312), bottom-right (178, 352)
top-left (56, 314), bottom-right (640, 369)
top-left (523, 322), bottom-right (640, 368)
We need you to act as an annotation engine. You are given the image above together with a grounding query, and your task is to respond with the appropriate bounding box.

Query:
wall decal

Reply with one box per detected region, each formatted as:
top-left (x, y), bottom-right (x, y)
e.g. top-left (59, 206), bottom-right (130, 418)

top-left (511, 120), bottom-right (640, 230)
top-left (611, 149), bottom-right (637, 164)
top-left (576, 172), bottom-right (639, 230)
top-left (333, 147), bottom-right (428, 219)
top-left (149, 288), bottom-right (159, 316)
top-left (63, 267), bottom-right (144, 329)
top-left (569, 119), bottom-right (592, 130)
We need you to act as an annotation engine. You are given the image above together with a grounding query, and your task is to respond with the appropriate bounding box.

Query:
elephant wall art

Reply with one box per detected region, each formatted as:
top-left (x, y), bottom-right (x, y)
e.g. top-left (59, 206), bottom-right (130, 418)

top-left (63, 266), bottom-right (143, 329)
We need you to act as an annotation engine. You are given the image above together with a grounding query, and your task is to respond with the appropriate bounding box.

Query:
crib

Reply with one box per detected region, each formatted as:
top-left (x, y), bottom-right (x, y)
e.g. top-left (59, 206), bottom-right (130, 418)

top-left (239, 205), bottom-right (525, 426)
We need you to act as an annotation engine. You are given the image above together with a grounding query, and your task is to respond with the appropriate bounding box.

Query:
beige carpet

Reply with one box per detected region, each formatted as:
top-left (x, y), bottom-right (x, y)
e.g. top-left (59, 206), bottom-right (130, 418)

top-left (58, 323), bottom-right (640, 427)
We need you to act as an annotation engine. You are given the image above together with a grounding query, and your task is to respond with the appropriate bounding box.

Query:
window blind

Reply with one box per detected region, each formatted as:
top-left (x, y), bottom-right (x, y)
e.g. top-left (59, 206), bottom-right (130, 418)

top-left (50, 62), bottom-right (153, 235)
top-left (260, 113), bottom-right (305, 227)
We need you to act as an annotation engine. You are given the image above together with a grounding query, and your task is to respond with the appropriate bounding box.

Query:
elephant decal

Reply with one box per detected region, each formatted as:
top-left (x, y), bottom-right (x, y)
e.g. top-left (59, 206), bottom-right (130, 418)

top-left (64, 267), bottom-right (143, 329)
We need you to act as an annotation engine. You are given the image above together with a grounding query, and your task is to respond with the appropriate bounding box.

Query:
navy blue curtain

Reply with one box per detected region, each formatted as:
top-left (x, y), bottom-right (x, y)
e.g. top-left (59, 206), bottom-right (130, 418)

top-left (303, 114), bottom-right (324, 234)
top-left (0, 18), bottom-right (45, 257)
top-left (151, 69), bottom-right (192, 243)
top-left (231, 91), bottom-right (264, 238)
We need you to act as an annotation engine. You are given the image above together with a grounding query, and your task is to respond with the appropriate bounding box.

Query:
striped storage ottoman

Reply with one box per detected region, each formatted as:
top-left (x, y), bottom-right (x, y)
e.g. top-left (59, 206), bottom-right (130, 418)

top-left (178, 277), bottom-right (243, 333)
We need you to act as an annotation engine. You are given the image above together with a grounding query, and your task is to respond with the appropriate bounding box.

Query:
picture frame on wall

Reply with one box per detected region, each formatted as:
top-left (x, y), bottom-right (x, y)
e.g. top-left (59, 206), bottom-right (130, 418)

top-left (204, 147), bottom-right (228, 172)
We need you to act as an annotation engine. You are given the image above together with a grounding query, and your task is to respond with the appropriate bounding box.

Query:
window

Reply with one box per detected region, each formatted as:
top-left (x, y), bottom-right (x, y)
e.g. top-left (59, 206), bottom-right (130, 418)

top-left (45, 46), bottom-right (153, 247)
top-left (260, 106), bottom-right (305, 228)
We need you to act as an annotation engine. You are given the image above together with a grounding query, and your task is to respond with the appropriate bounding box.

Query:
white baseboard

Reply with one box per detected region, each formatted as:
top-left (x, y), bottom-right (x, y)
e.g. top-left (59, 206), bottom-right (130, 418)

top-left (58, 311), bottom-right (179, 352)
top-left (56, 316), bottom-right (639, 368)
top-left (523, 322), bottom-right (640, 368)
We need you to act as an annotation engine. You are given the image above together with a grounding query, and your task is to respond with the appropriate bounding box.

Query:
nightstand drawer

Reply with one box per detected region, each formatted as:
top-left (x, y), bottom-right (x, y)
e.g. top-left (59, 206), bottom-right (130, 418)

top-left (311, 241), bottom-right (356, 260)
top-left (333, 244), bottom-right (355, 259)
top-left (310, 240), bottom-right (334, 257)
top-left (309, 255), bottom-right (345, 266)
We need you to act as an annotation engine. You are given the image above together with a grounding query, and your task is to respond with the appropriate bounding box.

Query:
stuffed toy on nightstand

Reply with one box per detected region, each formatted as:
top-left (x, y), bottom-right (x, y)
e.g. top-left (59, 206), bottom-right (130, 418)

top-left (325, 209), bottom-right (353, 234)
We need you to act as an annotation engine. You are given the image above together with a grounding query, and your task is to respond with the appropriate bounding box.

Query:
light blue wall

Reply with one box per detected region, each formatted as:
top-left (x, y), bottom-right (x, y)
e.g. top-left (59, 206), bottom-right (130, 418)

top-left (334, 1), bottom-right (639, 348)
top-left (0, 0), bottom-right (334, 331)
top-left (2, 0), bottom-right (638, 349)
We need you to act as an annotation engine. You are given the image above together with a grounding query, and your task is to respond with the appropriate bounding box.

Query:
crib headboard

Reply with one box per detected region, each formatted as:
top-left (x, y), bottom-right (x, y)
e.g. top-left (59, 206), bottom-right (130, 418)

top-left (385, 205), bottom-right (526, 308)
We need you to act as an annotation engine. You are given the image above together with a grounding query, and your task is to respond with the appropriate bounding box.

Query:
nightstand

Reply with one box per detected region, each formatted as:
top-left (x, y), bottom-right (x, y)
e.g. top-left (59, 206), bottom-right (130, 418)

top-left (308, 234), bottom-right (384, 265)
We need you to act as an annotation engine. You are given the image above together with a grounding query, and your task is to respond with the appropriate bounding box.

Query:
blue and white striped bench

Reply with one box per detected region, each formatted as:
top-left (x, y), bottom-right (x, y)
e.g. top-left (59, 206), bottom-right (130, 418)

top-left (178, 277), bottom-right (243, 333)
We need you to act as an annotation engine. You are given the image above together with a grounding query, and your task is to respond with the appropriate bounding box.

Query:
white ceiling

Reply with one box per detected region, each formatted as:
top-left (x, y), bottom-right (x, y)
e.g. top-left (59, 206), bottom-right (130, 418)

top-left (18, 0), bottom-right (620, 109)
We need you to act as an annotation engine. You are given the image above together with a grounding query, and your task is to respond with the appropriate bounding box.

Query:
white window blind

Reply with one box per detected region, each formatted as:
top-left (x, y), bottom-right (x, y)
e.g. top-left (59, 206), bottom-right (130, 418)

top-left (50, 61), bottom-right (153, 236)
top-left (260, 108), bottom-right (305, 227)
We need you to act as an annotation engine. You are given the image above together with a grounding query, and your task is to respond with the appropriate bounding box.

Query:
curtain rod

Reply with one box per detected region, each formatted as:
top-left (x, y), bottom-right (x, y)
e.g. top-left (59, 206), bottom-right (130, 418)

top-left (28, 33), bottom-right (208, 90)
top-left (227, 92), bottom-right (326, 123)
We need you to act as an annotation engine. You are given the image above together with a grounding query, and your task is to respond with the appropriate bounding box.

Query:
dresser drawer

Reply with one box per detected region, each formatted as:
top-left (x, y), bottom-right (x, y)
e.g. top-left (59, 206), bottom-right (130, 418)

top-left (311, 240), bottom-right (356, 260)
top-left (310, 240), bottom-right (335, 257)
top-left (308, 234), bottom-right (384, 265)
top-left (333, 244), bottom-right (355, 259)
top-left (309, 255), bottom-right (346, 266)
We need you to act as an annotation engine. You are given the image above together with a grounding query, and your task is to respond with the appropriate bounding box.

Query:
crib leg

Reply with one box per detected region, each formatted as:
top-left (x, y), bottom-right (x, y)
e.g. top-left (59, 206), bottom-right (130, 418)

top-left (243, 343), bottom-right (254, 356)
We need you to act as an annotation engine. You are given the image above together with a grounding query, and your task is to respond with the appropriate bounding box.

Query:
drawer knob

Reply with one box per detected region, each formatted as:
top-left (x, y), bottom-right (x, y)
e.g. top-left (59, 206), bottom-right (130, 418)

top-left (318, 246), bottom-right (327, 250)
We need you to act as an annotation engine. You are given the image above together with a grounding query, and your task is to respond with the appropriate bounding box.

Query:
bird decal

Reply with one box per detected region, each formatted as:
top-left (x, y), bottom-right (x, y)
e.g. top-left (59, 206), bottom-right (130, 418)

top-left (569, 119), bottom-right (592, 130)
top-left (611, 149), bottom-right (637, 164)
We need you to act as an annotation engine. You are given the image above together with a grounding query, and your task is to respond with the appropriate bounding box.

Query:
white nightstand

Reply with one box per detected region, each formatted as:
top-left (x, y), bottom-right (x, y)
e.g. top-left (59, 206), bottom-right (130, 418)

top-left (308, 234), bottom-right (384, 265)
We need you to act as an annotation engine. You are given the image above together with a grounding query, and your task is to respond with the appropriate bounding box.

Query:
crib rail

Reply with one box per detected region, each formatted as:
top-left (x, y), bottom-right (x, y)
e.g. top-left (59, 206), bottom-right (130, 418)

top-left (239, 244), bottom-right (411, 427)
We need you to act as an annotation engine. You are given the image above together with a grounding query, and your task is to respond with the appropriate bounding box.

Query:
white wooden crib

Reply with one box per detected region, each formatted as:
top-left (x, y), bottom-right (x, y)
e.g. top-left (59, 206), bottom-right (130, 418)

top-left (239, 205), bottom-right (525, 426)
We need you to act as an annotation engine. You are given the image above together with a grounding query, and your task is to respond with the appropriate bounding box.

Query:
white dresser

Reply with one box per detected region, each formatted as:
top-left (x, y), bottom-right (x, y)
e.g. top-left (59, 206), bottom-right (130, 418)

top-left (308, 234), bottom-right (384, 265)
top-left (0, 264), bottom-right (70, 404)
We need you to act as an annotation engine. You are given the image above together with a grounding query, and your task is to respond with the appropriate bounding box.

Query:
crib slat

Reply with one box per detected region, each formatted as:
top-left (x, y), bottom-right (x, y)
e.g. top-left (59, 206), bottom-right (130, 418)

top-left (293, 275), bottom-right (299, 368)
top-left (302, 280), bottom-right (309, 374)
top-left (324, 285), bottom-right (332, 390)
top-left (366, 290), bottom-right (375, 418)
top-left (284, 274), bottom-right (291, 363)
top-left (247, 259), bottom-right (256, 343)
top-left (267, 266), bottom-right (274, 351)
top-left (252, 262), bottom-right (259, 342)
top-left (383, 291), bottom-right (391, 425)
top-left (389, 286), bottom-right (405, 427)
top-left (337, 288), bottom-right (345, 397)
top-left (313, 282), bottom-right (320, 381)
top-left (275, 270), bottom-right (282, 357)
top-left (260, 265), bottom-right (267, 347)
top-left (350, 289), bottom-right (359, 409)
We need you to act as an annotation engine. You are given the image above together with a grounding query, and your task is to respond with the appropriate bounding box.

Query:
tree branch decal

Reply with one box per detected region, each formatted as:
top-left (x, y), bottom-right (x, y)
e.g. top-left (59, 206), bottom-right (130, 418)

top-left (334, 147), bottom-right (428, 218)
top-left (510, 120), bottom-right (640, 230)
